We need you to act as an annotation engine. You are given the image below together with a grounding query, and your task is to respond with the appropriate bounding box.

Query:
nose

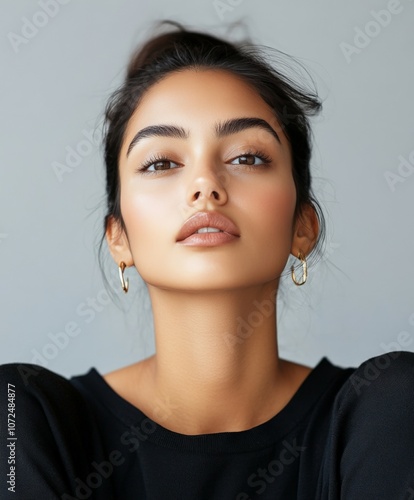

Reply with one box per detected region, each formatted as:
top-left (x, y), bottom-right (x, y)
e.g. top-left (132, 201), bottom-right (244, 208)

top-left (186, 166), bottom-right (228, 207)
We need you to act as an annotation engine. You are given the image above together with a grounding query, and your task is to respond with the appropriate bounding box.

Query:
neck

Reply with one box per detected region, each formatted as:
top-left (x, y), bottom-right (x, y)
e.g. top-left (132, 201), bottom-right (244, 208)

top-left (142, 280), bottom-right (297, 434)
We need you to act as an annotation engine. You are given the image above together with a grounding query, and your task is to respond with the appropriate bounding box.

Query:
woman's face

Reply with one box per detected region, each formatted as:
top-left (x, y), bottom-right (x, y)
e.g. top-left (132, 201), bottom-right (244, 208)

top-left (113, 68), bottom-right (301, 291)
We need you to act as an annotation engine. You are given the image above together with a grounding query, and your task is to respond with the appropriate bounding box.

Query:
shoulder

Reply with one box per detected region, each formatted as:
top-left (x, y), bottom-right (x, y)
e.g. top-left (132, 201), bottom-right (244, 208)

top-left (322, 351), bottom-right (414, 497)
top-left (336, 350), bottom-right (414, 406)
top-left (0, 363), bottom-right (97, 496)
top-left (0, 362), bottom-right (86, 410)
top-left (1, 361), bottom-right (72, 386)
top-left (331, 350), bottom-right (414, 431)
top-left (0, 362), bottom-right (92, 443)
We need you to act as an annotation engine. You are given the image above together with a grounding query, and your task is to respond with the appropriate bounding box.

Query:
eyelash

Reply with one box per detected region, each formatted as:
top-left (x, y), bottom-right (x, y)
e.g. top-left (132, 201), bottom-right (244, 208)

top-left (135, 148), bottom-right (273, 175)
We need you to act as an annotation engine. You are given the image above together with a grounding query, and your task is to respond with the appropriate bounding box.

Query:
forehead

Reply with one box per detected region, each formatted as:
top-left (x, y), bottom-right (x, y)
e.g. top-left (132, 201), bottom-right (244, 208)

top-left (138, 67), bottom-right (266, 106)
top-left (122, 68), bottom-right (284, 147)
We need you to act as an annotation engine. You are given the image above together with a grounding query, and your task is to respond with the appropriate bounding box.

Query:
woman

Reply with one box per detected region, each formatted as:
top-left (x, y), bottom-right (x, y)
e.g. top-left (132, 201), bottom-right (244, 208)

top-left (1, 20), bottom-right (414, 500)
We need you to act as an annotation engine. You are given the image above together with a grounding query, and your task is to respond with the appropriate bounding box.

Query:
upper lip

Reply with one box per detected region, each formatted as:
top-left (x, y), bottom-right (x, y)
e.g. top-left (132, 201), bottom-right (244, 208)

top-left (176, 211), bottom-right (240, 242)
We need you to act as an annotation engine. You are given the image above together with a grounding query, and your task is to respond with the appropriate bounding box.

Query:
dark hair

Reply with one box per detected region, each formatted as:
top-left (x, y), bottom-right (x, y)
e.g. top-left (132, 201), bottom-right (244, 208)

top-left (97, 19), bottom-right (326, 298)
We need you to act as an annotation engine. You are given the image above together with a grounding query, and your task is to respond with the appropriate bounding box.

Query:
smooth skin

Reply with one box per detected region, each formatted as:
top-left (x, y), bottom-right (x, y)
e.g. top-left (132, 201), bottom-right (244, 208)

top-left (104, 68), bottom-right (319, 435)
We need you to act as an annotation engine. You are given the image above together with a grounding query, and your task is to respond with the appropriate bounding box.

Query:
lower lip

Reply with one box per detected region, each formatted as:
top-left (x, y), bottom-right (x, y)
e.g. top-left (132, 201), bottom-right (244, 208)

top-left (177, 232), bottom-right (239, 246)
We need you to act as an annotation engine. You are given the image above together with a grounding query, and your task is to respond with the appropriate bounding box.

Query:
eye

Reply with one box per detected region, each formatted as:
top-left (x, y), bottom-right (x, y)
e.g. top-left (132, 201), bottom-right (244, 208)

top-left (230, 149), bottom-right (272, 167)
top-left (136, 155), bottom-right (180, 174)
top-left (136, 148), bottom-right (273, 175)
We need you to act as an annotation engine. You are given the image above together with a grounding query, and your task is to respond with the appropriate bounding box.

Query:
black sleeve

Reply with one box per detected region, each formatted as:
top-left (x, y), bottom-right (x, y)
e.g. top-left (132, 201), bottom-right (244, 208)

top-left (0, 363), bottom-right (100, 500)
top-left (320, 351), bottom-right (414, 499)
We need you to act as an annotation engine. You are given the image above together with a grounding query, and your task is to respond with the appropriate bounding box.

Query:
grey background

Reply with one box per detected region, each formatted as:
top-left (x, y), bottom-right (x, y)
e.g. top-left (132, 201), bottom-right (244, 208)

top-left (1, 0), bottom-right (413, 377)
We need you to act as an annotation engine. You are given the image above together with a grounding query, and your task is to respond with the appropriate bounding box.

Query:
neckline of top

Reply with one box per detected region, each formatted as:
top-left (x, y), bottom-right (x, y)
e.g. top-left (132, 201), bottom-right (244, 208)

top-left (70, 357), bottom-right (348, 453)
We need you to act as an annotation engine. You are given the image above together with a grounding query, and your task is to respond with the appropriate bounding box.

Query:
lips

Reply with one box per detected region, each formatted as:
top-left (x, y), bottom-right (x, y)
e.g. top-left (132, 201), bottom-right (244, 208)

top-left (176, 211), bottom-right (240, 242)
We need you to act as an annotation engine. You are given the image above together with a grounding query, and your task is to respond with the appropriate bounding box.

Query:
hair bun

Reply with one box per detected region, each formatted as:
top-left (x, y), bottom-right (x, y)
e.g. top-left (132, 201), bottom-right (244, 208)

top-left (126, 20), bottom-right (239, 80)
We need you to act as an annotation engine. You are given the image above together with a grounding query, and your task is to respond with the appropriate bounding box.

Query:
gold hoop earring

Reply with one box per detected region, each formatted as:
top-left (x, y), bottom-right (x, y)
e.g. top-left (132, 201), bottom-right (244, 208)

top-left (118, 261), bottom-right (129, 293)
top-left (291, 252), bottom-right (307, 286)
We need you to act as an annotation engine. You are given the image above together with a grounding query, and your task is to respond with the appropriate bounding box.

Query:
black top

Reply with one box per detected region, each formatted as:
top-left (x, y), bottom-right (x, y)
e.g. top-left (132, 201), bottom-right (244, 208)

top-left (1, 351), bottom-right (414, 499)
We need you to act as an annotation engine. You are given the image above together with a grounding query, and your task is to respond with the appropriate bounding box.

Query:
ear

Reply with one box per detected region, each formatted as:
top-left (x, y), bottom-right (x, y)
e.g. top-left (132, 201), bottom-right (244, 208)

top-left (290, 204), bottom-right (319, 259)
top-left (105, 215), bottom-right (134, 267)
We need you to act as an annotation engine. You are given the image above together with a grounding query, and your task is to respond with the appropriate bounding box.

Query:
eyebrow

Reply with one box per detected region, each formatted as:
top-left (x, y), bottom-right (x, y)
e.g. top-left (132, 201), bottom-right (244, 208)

top-left (126, 117), bottom-right (281, 157)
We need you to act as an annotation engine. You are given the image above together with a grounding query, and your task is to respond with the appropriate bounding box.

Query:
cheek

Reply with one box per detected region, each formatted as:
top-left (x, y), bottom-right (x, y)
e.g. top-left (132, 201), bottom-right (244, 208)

top-left (120, 180), bottom-right (183, 260)
top-left (245, 179), bottom-right (296, 239)
top-left (120, 191), bottom-right (143, 239)
top-left (234, 177), bottom-right (297, 278)
top-left (121, 188), bottom-right (166, 242)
